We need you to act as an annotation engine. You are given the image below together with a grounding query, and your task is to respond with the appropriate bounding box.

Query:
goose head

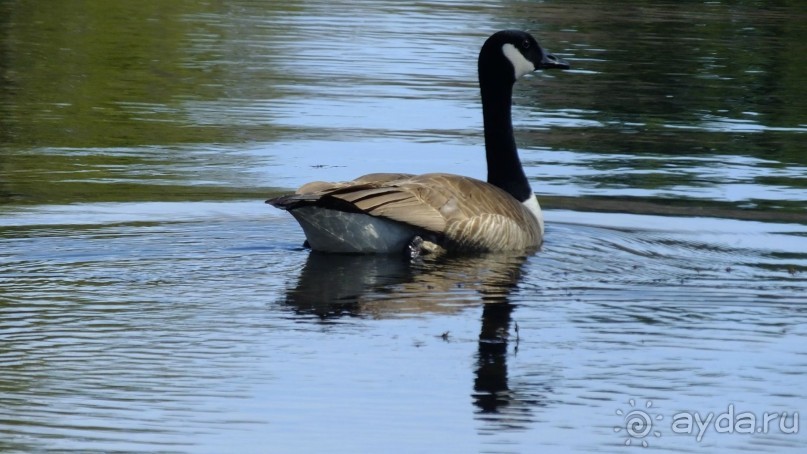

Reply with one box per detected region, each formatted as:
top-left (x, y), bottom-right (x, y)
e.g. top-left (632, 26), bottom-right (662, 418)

top-left (479, 30), bottom-right (569, 84)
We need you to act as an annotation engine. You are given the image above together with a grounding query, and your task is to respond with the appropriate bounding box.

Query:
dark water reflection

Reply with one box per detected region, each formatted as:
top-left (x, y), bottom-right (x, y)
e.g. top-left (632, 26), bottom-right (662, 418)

top-left (2, 0), bottom-right (807, 452)
top-left (285, 251), bottom-right (545, 429)
top-left (284, 252), bottom-right (525, 316)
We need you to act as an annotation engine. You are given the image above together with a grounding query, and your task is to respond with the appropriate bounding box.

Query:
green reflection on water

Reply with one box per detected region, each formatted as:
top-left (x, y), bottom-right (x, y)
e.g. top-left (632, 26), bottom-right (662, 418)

top-left (0, 0), bottom-right (805, 212)
top-left (1, 145), bottom-right (279, 205)
top-left (2, 0), bottom-right (222, 147)
top-left (526, 1), bottom-right (807, 163)
top-left (0, 0), bottom-right (290, 204)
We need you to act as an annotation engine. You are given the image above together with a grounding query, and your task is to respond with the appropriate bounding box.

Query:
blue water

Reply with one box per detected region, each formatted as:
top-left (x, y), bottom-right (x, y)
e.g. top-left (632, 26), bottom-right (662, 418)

top-left (1, 0), bottom-right (806, 452)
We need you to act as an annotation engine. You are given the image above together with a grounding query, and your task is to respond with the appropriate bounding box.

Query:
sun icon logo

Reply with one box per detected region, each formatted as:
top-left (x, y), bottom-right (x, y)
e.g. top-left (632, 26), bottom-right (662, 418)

top-left (614, 399), bottom-right (663, 447)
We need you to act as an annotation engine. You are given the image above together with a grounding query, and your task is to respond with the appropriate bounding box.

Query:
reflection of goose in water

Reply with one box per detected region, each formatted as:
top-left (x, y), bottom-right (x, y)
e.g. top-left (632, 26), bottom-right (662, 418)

top-left (282, 252), bottom-right (414, 318)
top-left (283, 252), bottom-right (526, 318)
top-left (282, 252), bottom-right (552, 425)
top-left (474, 301), bottom-right (553, 432)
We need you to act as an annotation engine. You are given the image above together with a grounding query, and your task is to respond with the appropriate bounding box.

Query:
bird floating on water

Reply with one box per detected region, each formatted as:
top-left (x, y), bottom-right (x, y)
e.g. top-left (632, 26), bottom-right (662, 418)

top-left (267, 30), bottom-right (569, 255)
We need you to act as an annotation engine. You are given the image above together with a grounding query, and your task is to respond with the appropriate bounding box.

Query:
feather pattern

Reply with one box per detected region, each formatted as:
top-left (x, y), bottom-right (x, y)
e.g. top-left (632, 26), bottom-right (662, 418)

top-left (269, 173), bottom-right (542, 253)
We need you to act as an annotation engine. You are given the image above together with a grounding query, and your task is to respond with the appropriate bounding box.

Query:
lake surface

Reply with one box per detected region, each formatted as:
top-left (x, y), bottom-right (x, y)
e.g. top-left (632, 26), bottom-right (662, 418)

top-left (1, 0), bottom-right (806, 452)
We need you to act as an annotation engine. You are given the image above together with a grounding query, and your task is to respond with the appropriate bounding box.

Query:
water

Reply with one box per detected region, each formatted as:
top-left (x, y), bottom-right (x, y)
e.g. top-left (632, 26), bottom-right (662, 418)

top-left (1, 0), bottom-right (806, 452)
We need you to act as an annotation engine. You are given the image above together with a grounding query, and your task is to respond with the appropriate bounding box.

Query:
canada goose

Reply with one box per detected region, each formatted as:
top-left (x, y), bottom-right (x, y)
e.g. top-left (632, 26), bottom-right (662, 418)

top-left (267, 30), bottom-right (569, 254)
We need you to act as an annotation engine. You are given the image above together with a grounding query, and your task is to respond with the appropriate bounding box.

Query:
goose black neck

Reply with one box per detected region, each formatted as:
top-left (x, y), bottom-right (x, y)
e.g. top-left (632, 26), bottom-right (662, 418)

top-left (480, 78), bottom-right (532, 203)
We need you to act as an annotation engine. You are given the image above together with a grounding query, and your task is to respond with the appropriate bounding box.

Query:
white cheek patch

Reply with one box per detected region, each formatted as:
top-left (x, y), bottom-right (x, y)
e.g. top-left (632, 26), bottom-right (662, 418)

top-left (502, 43), bottom-right (535, 79)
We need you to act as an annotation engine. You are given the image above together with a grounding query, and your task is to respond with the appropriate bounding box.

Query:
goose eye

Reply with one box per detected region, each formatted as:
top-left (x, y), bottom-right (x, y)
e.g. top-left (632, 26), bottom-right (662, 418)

top-left (521, 39), bottom-right (530, 49)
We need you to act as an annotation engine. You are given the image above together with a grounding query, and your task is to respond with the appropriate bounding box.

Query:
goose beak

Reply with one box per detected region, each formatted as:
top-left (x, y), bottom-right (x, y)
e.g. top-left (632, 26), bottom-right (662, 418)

top-left (537, 52), bottom-right (570, 70)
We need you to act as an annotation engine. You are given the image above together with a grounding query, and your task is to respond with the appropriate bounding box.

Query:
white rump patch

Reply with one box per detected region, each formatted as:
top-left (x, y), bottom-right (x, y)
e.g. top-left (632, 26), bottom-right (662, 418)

top-left (502, 43), bottom-right (535, 79)
top-left (522, 193), bottom-right (544, 237)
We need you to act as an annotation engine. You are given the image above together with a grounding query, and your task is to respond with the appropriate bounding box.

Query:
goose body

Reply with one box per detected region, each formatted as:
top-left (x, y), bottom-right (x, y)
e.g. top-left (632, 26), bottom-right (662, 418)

top-left (267, 30), bottom-right (569, 254)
